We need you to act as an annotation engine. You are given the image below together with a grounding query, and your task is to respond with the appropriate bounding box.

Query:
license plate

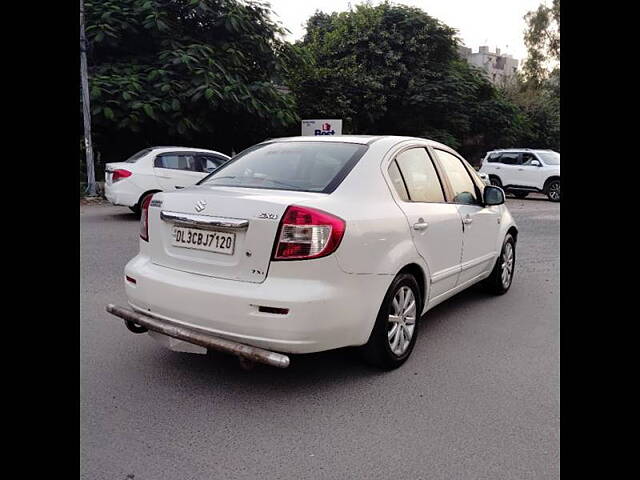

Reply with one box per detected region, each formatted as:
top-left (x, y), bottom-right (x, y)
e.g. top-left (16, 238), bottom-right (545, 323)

top-left (171, 226), bottom-right (235, 255)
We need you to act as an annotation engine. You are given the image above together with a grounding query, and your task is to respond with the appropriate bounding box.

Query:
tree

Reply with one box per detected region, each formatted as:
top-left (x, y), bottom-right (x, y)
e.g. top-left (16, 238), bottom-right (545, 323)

top-left (502, 0), bottom-right (560, 151)
top-left (501, 72), bottom-right (559, 151)
top-left (83, 0), bottom-right (299, 167)
top-left (523, 0), bottom-right (560, 85)
top-left (286, 2), bottom-right (522, 161)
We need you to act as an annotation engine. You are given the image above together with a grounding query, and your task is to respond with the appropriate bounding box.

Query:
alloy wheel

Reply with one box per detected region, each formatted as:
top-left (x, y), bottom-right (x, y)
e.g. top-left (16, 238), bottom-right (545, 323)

top-left (501, 242), bottom-right (514, 288)
top-left (387, 286), bottom-right (416, 356)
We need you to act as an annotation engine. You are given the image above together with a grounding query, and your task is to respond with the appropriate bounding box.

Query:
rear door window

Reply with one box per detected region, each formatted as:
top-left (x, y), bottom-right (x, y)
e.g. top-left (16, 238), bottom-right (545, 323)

top-left (155, 154), bottom-right (198, 171)
top-left (498, 153), bottom-right (520, 165)
top-left (393, 148), bottom-right (445, 203)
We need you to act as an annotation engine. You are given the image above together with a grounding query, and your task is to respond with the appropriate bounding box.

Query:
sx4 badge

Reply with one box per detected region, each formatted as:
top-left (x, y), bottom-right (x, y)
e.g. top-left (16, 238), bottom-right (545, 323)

top-left (257, 212), bottom-right (279, 220)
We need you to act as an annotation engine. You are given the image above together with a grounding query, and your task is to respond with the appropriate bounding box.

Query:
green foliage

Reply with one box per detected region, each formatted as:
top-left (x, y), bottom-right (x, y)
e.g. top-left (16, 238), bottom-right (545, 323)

top-left (523, 0), bottom-right (560, 85)
top-left (83, 0), bottom-right (298, 163)
top-left (501, 71), bottom-right (560, 151)
top-left (81, 0), bottom-right (560, 169)
top-left (286, 2), bottom-right (523, 161)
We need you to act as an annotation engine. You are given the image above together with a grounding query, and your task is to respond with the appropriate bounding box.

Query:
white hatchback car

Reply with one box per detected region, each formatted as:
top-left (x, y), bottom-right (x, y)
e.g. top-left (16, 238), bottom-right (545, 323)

top-left (104, 146), bottom-right (230, 214)
top-left (107, 136), bottom-right (518, 370)
top-left (479, 149), bottom-right (560, 202)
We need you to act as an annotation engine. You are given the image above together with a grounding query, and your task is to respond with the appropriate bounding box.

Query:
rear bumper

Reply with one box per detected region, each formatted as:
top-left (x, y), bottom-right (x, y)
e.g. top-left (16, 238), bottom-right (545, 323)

top-left (106, 304), bottom-right (290, 367)
top-left (124, 254), bottom-right (393, 354)
top-left (104, 181), bottom-right (139, 207)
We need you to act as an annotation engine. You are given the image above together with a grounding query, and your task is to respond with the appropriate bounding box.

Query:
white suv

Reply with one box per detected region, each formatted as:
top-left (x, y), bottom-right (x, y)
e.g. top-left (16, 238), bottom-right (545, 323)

top-left (479, 149), bottom-right (560, 202)
top-left (107, 136), bottom-right (518, 370)
top-left (104, 146), bottom-right (230, 214)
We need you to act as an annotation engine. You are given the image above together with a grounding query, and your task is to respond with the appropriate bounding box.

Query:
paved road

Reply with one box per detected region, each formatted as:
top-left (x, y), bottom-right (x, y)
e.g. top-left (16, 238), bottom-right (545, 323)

top-left (80, 195), bottom-right (559, 480)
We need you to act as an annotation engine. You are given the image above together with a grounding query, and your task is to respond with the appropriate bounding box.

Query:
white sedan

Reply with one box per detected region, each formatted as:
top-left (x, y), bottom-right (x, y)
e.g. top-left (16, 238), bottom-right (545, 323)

top-left (108, 136), bottom-right (518, 370)
top-left (104, 146), bottom-right (230, 214)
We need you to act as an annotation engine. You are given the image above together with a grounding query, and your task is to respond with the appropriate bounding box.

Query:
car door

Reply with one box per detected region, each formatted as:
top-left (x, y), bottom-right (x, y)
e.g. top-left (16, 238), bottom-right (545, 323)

top-left (431, 148), bottom-right (501, 285)
top-left (516, 152), bottom-right (545, 188)
top-left (480, 152), bottom-right (499, 176)
top-left (387, 146), bottom-right (464, 301)
top-left (153, 152), bottom-right (203, 190)
top-left (495, 152), bottom-right (520, 186)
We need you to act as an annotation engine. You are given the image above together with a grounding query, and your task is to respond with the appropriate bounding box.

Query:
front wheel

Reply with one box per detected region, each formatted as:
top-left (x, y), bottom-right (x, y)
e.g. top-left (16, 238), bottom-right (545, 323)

top-left (490, 176), bottom-right (502, 187)
top-left (482, 233), bottom-right (516, 295)
top-left (546, 179), bottom-right (560, 202)
top-left (360, 273), bottom-right (422, 370)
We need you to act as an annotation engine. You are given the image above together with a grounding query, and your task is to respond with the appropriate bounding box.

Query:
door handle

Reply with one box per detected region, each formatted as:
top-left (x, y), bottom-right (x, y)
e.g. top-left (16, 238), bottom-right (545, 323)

top-left (175, 186), bottom-right (184, 189)
top-left (462, 216), bottom-right (473, 225)
top-left (413, 221), bottom-right (429, 231)
top-left (518, 168), bottom-right (524, 171)
top-left (495, 166), bottom-right (501, 170)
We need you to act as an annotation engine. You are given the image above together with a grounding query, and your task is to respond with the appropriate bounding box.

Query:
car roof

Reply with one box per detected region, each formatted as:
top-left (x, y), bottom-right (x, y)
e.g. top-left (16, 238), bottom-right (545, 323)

top-left (487, 148), bottom-right (556, 154)
top-left (264, 135), bottom-right (383, 145)
top-left (262, 135), bottom-right (458, 150)
top-left (149, 146), bottom-right (228, 156)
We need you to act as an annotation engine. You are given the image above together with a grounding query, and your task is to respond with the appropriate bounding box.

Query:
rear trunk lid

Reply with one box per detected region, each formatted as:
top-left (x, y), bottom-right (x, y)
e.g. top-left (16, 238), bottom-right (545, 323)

top-left (147, 185), bottom-right (327, 283)
top-left (105, 162), bottom-right (130, 185)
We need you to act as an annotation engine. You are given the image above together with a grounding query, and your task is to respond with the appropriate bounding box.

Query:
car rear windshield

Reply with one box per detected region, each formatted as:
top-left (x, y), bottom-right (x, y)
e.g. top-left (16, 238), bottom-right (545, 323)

top-left (198, 142), bottom-right (368, 193)
top-left (124, 148), bottom-right (153, 163)
top-left (538, 151), bottom-right (560, 165)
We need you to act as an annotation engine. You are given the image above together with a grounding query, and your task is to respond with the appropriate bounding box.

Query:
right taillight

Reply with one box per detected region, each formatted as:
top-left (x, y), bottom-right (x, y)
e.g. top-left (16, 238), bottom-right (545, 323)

top-left (272, 205), bottom-right (346, 260)
top-left (140, 194), bottom-right (154, 241)
top-left (112, 169), bottom-right (132, 182)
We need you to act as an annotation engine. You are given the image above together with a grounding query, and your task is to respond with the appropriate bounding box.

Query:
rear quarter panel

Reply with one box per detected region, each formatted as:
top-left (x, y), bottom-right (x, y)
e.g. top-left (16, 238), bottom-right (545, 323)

top-left (293, 140), bottom-right (430, 281)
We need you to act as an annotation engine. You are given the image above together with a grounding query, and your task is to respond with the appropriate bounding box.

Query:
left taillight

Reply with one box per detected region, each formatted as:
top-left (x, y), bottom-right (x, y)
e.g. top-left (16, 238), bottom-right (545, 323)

top-left (112, 169), bottom-right (132, 182)
top-left (140, 194), bottom-right (154, 241)
top-left (272, 205), bottom-right (346, 260)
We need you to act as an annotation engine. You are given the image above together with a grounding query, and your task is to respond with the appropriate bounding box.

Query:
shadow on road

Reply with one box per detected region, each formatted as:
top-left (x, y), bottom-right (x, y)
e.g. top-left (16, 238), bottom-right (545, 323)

top-left (506, 194), bottom-right (550, 202)
top-left (134, 285), bottom-right (495, 392)
top-left (107, 211), bottom-right (139, 222)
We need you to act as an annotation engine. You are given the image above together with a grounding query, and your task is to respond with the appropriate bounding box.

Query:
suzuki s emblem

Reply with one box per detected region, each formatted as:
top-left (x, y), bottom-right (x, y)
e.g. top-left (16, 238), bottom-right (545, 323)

top-left (194, 200), bottom-right (207, 212)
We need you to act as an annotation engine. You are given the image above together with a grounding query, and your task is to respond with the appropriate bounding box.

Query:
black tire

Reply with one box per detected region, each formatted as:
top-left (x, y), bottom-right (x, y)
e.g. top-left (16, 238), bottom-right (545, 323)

top-left (546, 179), bottom-right (560, 202)
top-left (490, 176), bottom-right (502, 187)
top-left (360, 273), bottom-right (422, 370)
top-left (482, 233), bottom-right (516, 295)
top-left (513, 191), bottom-right (528, 199)
top-left (132, 192), bottom-right (157, 218)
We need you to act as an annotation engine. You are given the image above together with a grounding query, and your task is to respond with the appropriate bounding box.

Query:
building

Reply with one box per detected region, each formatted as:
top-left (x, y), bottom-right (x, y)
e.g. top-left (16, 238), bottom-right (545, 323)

top-left (458, 45), bottom-right (519, 86)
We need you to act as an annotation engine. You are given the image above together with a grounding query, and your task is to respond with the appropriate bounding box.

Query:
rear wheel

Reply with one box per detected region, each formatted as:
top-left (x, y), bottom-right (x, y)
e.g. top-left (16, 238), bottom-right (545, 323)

top-left (361, 273), bottom-right (421, 370)
top-left (513, 191), bottom-right (529, 199)
top-left (546, 179), bottom-right (560, 202)
top-left (132, 192), bottom-right (157, 218)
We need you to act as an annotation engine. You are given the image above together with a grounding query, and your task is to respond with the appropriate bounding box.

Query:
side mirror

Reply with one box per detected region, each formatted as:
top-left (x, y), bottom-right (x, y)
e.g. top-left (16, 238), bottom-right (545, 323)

top-left (483, 185), bottom-right (505, 206)
top-left (530, 159), bottom-right (541, 167)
